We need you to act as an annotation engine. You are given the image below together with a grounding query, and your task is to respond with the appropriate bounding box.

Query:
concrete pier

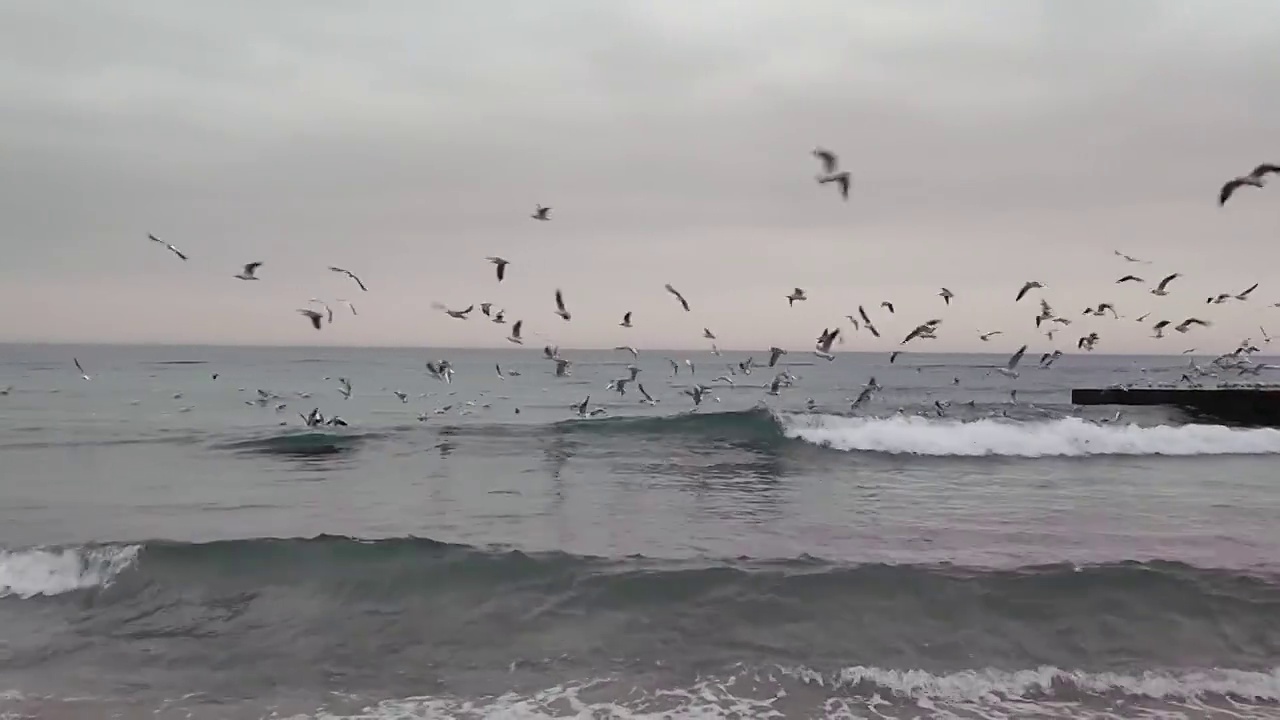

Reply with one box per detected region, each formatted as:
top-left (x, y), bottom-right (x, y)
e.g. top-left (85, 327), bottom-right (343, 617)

top-left (1072, 387), bottom-right (1280, 427)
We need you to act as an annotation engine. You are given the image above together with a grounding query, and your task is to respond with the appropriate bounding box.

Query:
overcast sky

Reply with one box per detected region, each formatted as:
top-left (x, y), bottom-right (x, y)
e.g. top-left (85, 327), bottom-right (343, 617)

top-left (1, 0), bottom-right (1278, 353)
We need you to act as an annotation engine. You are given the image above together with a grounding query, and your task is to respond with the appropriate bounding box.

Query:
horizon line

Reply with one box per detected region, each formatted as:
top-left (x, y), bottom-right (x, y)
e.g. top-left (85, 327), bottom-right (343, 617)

top-left (0, 340), bottom-right (1247, 358)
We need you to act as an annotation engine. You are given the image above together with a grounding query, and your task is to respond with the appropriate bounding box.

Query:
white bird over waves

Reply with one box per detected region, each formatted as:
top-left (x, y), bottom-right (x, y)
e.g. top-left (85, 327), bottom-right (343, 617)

top-left (532, 204), bottom-right (551, 221)
top-left (234, 262), bottom-right (263, 281)
top-left (768, 347), bottom-right (787, 367)
top-left (1015, 281), bottom-right (1045, 302)
top-left (939, 287), bottom-right (955, 305)
top-left (619, 311), bottom-right (633, 328)
top-left (815, 327), bottom-right (840, 360)
top-left (148, 234), bottom-right (188, 261)
top-left (786, 288), bottom-right (807, 306)
top-left (297, 309), bottom-right (324, 330)
top-left (328, 266), bottom-right (367, 291)
top-left (1150, 273), bottom-right (1181, 296)
top-left (554, 289), bottom-right (571, 320)
top-left (74, 357), bottom-right (90, 381)
top-left (1220, 164), bottom-right (1280, 206)
top-left (507, 320), bottom-right (524, 345)
top-left (664, 284), bottom-right (691, 311)
top-left (486, 257), bottom-right (510, 282)
top-left (637, 383), bottom-right (658, 406)
top-left (997, 344), bottom-right (1027, 379)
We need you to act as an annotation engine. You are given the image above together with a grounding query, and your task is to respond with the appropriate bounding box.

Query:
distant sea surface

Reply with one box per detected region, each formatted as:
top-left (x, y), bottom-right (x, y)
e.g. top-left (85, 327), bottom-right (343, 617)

top-left (2, 343), bottom-right (1279, 719)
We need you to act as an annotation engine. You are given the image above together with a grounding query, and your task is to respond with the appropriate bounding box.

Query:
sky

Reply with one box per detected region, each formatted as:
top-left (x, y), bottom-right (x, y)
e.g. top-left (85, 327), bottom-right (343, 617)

top-left (1, 0), bottom-right (1278, 354)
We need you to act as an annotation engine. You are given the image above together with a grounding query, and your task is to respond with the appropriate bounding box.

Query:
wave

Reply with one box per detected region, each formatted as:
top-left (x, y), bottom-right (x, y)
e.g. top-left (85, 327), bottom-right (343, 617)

top-left (779, 413), bottom-right (1280, 456)
top-left (0, 544), bottom-right (139, 598)
top-left (210, 430), bottom-right (382, 455)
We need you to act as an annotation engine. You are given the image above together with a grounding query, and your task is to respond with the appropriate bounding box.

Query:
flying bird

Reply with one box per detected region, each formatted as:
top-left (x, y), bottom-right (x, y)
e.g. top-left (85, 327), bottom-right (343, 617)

top-left (532, 204), bottom-right (551, 221)
top-left (1235, 283), bottom-right (1260, 301)
top-left (817, 171), bottom-right (851, 200)
top-left (619, 311), bottom-right (633, 328)
top-left (1151, 273), bottom-right (1181, 296)
top-left (979, 331), bottom-right (1003, 341)
top-left (432, 303), bottom-right (474, 319)
top-left (1219, 164), bottom-right (1280, 206)
top-left (297, 309), bottom-right (324, 330)
top-left (703, 328), bottom-right (716, 340)
top-left (996, 344), bottom-right (1027, 378)
top-left (328, 266), bottom-right (368, 291)
top-left (73, 358), bottom-right (90, 381)
top-left (507, 320), bottom-right (524, 344)
top-left (786, 288), bottom-right (807, 306)
top-left (939, 288), bottom-right (954, 305)
top-left (1015, 281), bottom-right (1044, 302)
top-left (812, 148), bottom-right (839, 174)
top-left (234, 262), bottom-right (263, 281)
top-left (486, 257), bottom-right (509, 282)
top-left (664, 284), bottom-right (690, 311)
top-left (554, 289), bottom-right (571, 320)
top-left (1117, 275), bottom-right (1144, 284)
top-left (1176, 317), bottom-right (1211, 333)
top-left (880, 301), bottom-right (895, 314)
top-left (147, 234), bottom-right (188, 261)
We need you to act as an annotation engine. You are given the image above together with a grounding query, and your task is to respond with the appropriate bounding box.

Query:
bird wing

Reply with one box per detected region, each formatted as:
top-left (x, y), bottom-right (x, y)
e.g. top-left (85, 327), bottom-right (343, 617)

top-left (1220, 178), bottom-right (1245, 205)
top-left (1008, 345), bottom-right (1027, 369)
top-left (1250, 164), bottom-right (1280, 178)
top-left (512, 320), bottom-right (522, 337)
top-left (244, 262), bottom-right (263, 274)
top-left (1239, 283), bottom-right (1259, 297)
top-left (555, 290), bottom-right (566, 311)
top-left (1157, 273), bottom-right (1178, 291)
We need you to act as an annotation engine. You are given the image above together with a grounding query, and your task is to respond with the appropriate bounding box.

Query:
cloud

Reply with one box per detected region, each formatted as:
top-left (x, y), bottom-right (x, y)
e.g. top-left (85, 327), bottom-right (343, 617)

top-left (0, 0), bottom-right (1277, 353)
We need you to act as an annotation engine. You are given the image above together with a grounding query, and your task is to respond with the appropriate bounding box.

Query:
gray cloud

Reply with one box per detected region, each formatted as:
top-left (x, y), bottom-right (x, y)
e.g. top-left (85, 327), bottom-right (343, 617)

top-left (1, 0), bottom-right (1278, 353)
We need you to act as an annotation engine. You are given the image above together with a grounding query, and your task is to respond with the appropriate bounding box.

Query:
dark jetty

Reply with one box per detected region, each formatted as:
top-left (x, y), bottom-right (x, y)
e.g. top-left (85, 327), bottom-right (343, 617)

top-left (1072, 387), bottom-right (1280, 427)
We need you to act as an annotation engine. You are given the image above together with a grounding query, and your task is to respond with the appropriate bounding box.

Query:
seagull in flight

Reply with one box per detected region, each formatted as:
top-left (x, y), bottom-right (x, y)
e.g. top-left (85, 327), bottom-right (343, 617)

top-left (1220, 164), bottom-right (1280, 206)
top-left (619, 311), bottom-right (633, 328)
top-left (234, 262), bottom-right (263, 281)
top-left (1015, 281), bottom-right (1045, 302)
top-left (1235, 283), bottom-right (1260, 301)
top-left (432, 303), bottom-right (473, 319)
top-left (1113, 250), bottom-right (1148, 264)
top-left (507, 320), bottom-right (524, 344)
top-left (880, 301), bottom-right (895, 314)
top-left (996, 344), bottom-right (1027, 379)
top-left (1176, 317), bottom-right (1211, 333)
top-left (336, 299), bottom-right (357, 316)
top-left (486, 257), bottom-right (509, 282)
top-left (768, 347), bottom-right (787, 367)
top-left (812, 147), bottom-right (839, 174)
top-left (665, 284), bottom-right (690, 311)
top-left (532, 204), bottom-right (552, 221)
top-left (148, 234), bottom-right (188, 261)
top-left (298, 309), bottom-right (324, 330)
top-left (786, 288), bottom-right (807, 306)
top-left (817, 171), bottom-right (851, 200)
top-left (554, 289), bottom-right (571, 320)
top-left (703, 328), bottom-right (716, 340)
top-left (1151, 273), bottom-right (1181, 296)
top-left (328, 266), bottom-right (367, 291)
top-left (939, 288), bottom-right (954, 305)
top-left (979, 331), bottom-right (1003, 341)
top-left (73, 358), bottom-right (90, 381)
top-left (1117, 274), bottom-right (1144, 284)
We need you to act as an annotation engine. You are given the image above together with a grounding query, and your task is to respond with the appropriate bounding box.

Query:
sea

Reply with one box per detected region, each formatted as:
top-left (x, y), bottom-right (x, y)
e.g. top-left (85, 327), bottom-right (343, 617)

top-left (1, 343), bottom-right (1279, 719)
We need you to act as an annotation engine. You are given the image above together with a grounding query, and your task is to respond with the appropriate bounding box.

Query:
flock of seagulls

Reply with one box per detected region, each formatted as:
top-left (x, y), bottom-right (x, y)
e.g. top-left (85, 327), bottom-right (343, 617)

top-left (50, 156), bottom-right (1279, 426)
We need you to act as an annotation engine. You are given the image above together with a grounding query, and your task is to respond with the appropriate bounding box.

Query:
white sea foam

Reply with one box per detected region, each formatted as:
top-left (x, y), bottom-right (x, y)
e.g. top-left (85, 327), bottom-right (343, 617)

top-left (293, 666), bottom-right (1280, 719)
top-left (779, 413), bottom-right (1280, 457)
top-left (0, 544), bottom-right (139, 598)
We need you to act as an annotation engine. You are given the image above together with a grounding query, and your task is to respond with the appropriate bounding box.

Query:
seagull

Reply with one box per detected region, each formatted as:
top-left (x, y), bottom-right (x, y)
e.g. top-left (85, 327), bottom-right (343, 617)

top-left (1114, 250), bottom-right (1148, 263)
top-left (703, 328), bottom-right (716, 340)
top-left (480, 302), bottom-right (494, 317)
top-left (979, 331), bottom-right (1003, 341)
top-left (328, 266), bottom-right (367, 291)
top-left (491, 309), bottom-right (506, 324)
top-left (812, 147), bottom-right (839, 174)
top-left (1262, 326), bottom-right (1273, 344)
top-left (880, 301), bottom-right (895, 314)
top-left (996, 344), bottom-right (1027, 379)
top-left (664, 284), bottom-right (691, 311)
top-left (73, 358), bottom-right (90, 381)
top-left (1176, 317), bottom-right (1211, 333)
top-left (147, 234), bottom-right (188, 261)
top-left (554, 358), bottom-right (572, 377)
top-left (433, 303), bottom-right (473, 320)
top-left (1015, 281), bottom-right (1044, 302)
top-left (1150, 273), bottom-right (1181, 296)
top-left (902, 322), bottom-right (939, 345)
top-left (1077, 332), bottom-right (1100, 351)
top-left (768, 347), bottom-right (787, 367)
top-left (532, 204), bottom-right (551, 221)
top-left (507, 320), bottom-right (524, 345)
top-left (1117, 275), bottom-right (1144, 284)
top-left (637, 383), bottom-right (658, 406)
top-left (234, 262), bottom-right (263, 281)
top-left (298, 309), bottom-right (324, 330)
top-left (554, 289), bottom-right (571, 320)
top-left (615, 346), bottom-right (638, 359)
top-left (1152, 320), bottom-right (1172, 339)
top-left (619, 311), bottom-right (633, 328)
top-left (1220, 164), bottom-right (1280, 206)
top-left (786, 288), bottom-right (807, 306)
top-left (1235, 283), bottom-right (1260, 301)
top-left (939, 288), bottom-right (954, 305)
top-left (336, 299), bottom-right (357, 316)
top-left (486, 257), bottom-right (509, 282)
top-left (815, 327), bottom-right (839, 360)
top-left (817, 171), bottom-right (851, 200)
top-left (393, 391), bottom-right (408, 403)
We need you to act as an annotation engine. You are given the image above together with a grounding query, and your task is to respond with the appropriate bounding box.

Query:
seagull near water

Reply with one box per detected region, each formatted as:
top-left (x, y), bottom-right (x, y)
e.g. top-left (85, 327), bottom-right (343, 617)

top-left (234, 262), bottom-right (263, 281)
top-left (664, 284), bottom-right (690, 311)
top-left (328, 266), bottom-right (368, 291)
top-left (147, 234), bottom-right (188, 261)
top-left (786, 288), bottom-right (807, 306)
top-left (619, 311), bottom-right (633, 328)
top-left (506, 320), bottom-right (524, 345)
top-left (996, 344), bottom-right (1027, 379)
top-left (554, 289), bottom-right (571, 320)
top-left (73, 358), bottom-right (90, 381)
top-left (432, 303), bottom-right (474, 320)
top-left (297, 309), bottom-right (325, 330)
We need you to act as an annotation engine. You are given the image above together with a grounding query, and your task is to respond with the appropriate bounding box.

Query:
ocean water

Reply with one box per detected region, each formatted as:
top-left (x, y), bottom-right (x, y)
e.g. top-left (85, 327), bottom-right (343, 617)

top-left (2, 343), bottom-right (1280, 719)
